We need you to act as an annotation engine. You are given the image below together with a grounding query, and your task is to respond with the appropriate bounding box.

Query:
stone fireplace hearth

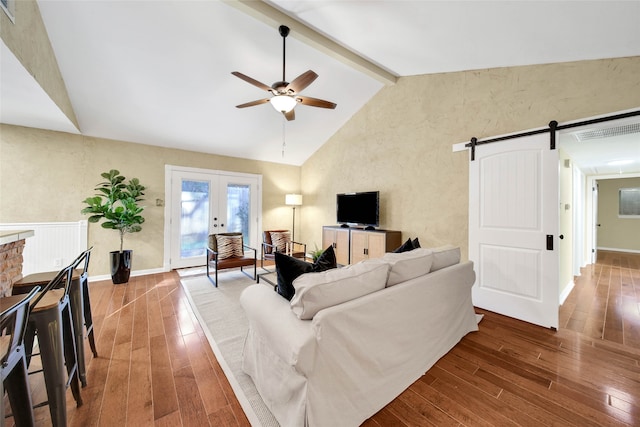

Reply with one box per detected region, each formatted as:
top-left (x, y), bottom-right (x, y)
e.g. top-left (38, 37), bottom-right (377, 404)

top-left (0, 230), bottom-right (34, 296)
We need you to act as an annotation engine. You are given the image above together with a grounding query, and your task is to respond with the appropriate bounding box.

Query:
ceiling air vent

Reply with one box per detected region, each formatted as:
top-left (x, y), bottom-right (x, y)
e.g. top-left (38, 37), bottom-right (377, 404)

top-left (575, 122), bottom-right (640, 141)
top-left (1, 0), bottom-right (15, 22)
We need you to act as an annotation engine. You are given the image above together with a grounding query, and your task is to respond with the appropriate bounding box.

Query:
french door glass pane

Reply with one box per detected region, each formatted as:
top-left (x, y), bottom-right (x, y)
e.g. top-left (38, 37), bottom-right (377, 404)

top-left (180, 180), bottom-right (209, 258)
top-left (227, 184), bottom-right (250, 245)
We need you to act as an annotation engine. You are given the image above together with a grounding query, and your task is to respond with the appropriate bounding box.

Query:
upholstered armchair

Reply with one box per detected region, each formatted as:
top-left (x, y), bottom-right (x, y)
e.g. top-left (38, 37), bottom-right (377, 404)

top-left (206, 232), bottom-right (257, 287)
top-left (261, 230), bottom-right (307, 270)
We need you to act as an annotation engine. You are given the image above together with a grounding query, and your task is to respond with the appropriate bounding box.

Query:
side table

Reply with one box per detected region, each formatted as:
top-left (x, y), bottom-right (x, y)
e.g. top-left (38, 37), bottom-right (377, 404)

top-left (257, 271), bottom-right (277, 291)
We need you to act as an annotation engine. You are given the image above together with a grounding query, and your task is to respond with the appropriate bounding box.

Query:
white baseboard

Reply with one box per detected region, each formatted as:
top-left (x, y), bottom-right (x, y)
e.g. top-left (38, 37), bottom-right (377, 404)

top-left (88, 267), bottom-right (167, 283)
top-left (597, 247), bottom-right (640, 254)
top-left (559, 280), bottom-right (575, 306)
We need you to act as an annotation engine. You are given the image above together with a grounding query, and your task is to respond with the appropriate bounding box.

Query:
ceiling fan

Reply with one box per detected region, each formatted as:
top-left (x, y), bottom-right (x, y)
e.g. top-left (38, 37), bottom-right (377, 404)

top-left (232, 25), bottom-right (337, 121)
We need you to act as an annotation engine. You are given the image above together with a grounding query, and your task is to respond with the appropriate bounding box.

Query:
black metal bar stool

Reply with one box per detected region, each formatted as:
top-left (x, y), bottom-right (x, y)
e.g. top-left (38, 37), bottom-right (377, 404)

top-left (22, 265), bottom-right (83, 427)
top-left (78, 248), bottom-right (97, 358)
top-left (1, 286), bottom-right (40, 427)
top-left (13, 247), bottom-right (95, 387)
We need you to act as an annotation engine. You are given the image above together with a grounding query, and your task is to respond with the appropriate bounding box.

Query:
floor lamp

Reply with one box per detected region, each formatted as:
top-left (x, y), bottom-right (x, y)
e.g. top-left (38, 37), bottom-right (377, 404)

top-left (285, 194), bottom-right (303, 243)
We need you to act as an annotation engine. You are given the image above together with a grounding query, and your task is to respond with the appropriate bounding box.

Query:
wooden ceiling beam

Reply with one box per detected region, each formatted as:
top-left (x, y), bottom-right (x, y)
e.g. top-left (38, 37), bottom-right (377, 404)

top-left (223, 0), bottom-right (397, 86)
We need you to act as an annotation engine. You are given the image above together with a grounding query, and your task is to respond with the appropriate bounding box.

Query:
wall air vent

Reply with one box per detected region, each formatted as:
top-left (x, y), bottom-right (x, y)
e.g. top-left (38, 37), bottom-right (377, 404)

top-left (574, 122), bottom-right (640, 141)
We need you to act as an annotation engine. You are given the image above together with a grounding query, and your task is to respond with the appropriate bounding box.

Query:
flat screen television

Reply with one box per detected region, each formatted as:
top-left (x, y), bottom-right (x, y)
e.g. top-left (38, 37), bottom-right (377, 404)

top-left (336, 191), bottom-right (379, 227)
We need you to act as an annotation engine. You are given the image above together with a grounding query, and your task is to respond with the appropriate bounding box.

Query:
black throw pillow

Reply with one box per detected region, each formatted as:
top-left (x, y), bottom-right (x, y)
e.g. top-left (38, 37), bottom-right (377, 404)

top-left (313, 245), bottom-right (337, 271)
top-left (393, 238), bottom-right (415, 253)
top-left (275, 252), bottom-right (313, 300)
top-left (275, 245), bottom-right (337, 300)
top-left (412, 237), bottom-right (421, 249)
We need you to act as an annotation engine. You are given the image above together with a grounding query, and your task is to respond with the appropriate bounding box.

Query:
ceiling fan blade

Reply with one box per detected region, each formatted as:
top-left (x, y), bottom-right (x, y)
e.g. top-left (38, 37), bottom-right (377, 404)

top-left (284, 109), bottom-right (295, 121)
top-left (286, 70), bottom-right (318, 94)
top-left (235, 99), bottom-right (270, 108)
top-left (231, 71), bottom-right (272, 92)
top-left (297, 95), bottom-right (337, 109)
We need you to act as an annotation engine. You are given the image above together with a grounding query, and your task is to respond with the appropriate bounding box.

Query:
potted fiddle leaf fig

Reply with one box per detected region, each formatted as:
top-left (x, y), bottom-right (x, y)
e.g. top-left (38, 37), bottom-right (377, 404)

top-left (81, 169), bottom-right (146, 284)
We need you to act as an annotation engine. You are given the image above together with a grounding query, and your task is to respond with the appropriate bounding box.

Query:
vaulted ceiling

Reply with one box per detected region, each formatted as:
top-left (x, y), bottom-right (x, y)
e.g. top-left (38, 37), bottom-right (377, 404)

top-left (1, 0), bottom-right (639, 169)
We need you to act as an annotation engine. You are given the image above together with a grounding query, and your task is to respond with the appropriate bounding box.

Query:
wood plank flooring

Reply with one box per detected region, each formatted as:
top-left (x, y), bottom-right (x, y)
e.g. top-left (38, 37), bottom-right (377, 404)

top-left (6, 250), bottom-right (640, 426)
top-left (561, 250), bottom-right (640, 349)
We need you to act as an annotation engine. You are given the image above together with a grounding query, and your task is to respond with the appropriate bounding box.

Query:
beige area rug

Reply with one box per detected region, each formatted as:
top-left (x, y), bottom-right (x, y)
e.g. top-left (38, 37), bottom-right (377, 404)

top-left (180, 269), bottom-right (279, 427)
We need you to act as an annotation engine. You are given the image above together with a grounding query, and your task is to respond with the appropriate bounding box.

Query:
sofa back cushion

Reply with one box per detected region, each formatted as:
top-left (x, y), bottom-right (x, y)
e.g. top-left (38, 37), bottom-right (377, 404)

top-left (430, 245), bottom-right (461, 272)
top-left (380, 248), bottom-right (433, 287)
top-left (290, 262), bottom-right (389, 320)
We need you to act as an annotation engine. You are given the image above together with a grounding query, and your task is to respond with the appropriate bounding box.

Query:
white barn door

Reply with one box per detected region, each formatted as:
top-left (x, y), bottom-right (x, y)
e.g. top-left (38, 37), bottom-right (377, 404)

top-left (469, 132), bottom-right (559, 329)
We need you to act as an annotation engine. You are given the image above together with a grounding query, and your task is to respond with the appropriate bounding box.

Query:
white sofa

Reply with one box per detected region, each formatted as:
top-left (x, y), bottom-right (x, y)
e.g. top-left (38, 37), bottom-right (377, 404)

top-left (239, 246), bottom-right (478, 427)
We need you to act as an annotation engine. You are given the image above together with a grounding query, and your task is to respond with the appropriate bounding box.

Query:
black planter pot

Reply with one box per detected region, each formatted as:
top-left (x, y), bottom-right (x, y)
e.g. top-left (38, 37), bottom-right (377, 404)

top-left (110, 250), bottom-right (132, 284)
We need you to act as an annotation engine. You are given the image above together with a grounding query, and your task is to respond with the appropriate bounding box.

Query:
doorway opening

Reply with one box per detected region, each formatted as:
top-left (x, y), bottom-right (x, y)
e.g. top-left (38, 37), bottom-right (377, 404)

top-left (559, 111), bottom-right (640, 291)
top-left (557, 111), bottom-right (640, 345)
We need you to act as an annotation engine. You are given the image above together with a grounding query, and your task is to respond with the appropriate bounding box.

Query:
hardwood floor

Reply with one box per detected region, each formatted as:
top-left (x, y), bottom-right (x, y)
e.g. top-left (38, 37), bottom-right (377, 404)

top-left (560, 250), bottom-right (640, 349)
top-left (13, 271), bottom-right (250, 427)
top-left (6, 250), bottom-right (640, 426)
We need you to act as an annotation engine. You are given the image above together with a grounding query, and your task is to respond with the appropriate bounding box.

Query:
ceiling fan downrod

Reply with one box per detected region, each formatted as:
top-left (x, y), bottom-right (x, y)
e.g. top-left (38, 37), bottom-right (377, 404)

top-left (280, 25), bottom-right (289, 84)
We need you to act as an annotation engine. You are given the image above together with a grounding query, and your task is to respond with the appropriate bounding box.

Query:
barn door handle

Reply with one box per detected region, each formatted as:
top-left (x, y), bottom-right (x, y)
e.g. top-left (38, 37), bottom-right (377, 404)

top-left (546, 235), bottom-right (553, 250)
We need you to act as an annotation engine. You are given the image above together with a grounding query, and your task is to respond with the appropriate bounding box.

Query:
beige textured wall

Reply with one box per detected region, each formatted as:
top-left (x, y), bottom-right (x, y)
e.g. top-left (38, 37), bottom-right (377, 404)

top-left (2, 57), bottom-right (640, 275)
top-left (0, 124), bottom-right (300, 276)
top-left (597, 177), bottom-right (640, 252)
top-left (0, 0), bottom-right (78, 128)
top-left (300, 57), bottom-right (640, 259)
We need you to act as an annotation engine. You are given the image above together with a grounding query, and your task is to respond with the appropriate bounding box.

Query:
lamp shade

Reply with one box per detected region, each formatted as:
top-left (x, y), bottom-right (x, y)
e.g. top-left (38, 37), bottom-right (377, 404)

top-left (270, 95), bottom-right (297, 113)
top-left (285, 194), bottom-right (303, 206)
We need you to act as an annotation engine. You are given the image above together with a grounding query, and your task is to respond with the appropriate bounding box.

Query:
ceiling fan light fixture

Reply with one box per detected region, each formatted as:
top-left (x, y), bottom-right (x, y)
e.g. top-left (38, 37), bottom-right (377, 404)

top-left (232, 25), bottom-right (335, 121)
top-left (270, 95), bottom-right (297, 113)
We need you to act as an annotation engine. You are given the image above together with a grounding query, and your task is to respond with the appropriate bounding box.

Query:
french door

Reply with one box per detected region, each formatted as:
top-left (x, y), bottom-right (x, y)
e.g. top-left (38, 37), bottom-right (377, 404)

top-left (166, 166), bottom-right (261, 269)
top-left (469, 132), bottom-right (559, 329)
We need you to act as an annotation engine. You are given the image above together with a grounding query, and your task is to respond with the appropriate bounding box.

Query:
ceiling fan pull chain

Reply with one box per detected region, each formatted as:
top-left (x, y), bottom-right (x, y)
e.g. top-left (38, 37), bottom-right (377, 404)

top-left (282, 117), bottom-right (286, 158)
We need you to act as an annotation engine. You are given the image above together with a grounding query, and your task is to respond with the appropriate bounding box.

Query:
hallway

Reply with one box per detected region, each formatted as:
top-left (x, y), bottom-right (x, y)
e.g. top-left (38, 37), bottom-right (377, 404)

top-left (560, 250), bottom-right (640, 349)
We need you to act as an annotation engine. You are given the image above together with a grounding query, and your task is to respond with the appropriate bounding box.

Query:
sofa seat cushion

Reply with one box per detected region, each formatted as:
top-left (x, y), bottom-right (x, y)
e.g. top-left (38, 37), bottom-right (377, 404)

top-left (379, 248), bottom-right (434, 287)
top-left (290, 262), bottom-right (389, 320)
